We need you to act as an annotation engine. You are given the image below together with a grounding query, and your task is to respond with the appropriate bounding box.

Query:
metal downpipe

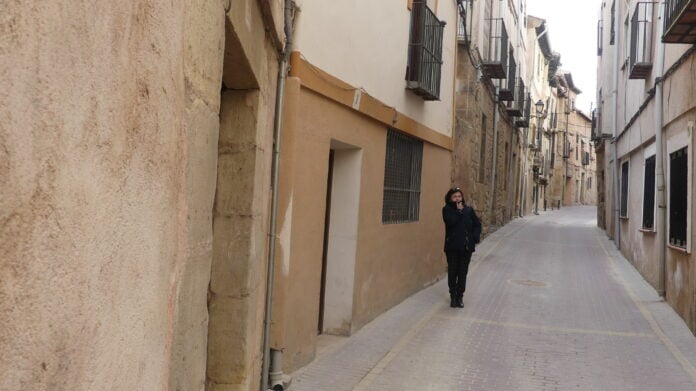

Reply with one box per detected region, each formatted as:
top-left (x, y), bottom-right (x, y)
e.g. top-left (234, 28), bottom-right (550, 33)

top-left (261, 1), bottom-right (294, 390)
top-left (655, 2), bottom-right (666, 298)
top-left (611, 0), bottom-right (621, 248)
top-left (489, 96), bottom-right (500, 226)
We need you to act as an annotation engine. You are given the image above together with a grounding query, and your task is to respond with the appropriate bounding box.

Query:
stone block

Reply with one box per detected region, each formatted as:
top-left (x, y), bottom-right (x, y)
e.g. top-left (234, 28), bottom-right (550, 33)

top-left (215, 150), bottom-right (260, 217)
top-left (184, 0), bottom-right (225, 110)
top-left (207, 295), bottom-right (255, 385)
top-left (219, 90), bottom-right (261, 146)
top-left (210, 215), bottom-right (261, 296)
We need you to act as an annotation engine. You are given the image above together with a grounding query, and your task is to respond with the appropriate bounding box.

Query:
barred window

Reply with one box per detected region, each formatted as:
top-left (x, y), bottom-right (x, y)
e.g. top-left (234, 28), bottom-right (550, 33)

top-left (382, 130), bottom-right (423, 223)
top-left (620, 161), bottom-right (629, 218)
top-left (669, 147), bottom-right (688, 247)
top-left (642, 155), bottom-right (656, 230)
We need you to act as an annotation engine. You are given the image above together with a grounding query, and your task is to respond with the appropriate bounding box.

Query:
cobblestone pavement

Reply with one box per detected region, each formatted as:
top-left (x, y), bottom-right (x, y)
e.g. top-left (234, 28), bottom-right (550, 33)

top-left (289, 207), bottom-right (696, 391)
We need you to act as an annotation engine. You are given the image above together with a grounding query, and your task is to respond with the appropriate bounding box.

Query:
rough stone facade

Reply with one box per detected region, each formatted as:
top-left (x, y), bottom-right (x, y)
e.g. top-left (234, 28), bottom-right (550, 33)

top-left (453, 49), bottom-right (520, 235)
top-left (1, 1), bottom-right (283, 390)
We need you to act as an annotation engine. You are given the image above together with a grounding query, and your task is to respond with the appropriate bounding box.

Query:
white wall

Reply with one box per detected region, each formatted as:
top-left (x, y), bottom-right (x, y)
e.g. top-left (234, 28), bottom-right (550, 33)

top-left (293, 0), bottom-right (456, 136)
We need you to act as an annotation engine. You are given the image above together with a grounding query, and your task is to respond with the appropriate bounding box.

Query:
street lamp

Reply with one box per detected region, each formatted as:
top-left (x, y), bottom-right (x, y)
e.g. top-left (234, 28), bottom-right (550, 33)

top-left (533, 100), bottom-right (545, 215)
top-left (535, 99), bottom-right (545, 115)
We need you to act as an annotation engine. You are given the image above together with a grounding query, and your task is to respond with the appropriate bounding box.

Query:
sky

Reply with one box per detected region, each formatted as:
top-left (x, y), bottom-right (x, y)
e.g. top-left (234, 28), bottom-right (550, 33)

top-left (526, 0), bottom-right (603, 114)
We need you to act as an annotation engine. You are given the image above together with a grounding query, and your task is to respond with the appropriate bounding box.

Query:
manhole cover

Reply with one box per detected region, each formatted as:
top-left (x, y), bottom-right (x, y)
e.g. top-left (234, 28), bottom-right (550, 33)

top-left (508, 279), bottom-right (548, 287)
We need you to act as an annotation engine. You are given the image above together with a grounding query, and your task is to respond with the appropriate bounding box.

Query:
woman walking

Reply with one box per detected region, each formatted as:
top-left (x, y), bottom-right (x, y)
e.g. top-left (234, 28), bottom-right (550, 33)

top-left (442, 187), bottom-right (482, 308)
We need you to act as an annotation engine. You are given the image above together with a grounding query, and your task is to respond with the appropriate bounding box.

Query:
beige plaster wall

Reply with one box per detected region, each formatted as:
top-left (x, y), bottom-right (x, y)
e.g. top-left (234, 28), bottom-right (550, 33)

top-left (0, 1), bottom-right (225, 390)
top-left (273, 83), bottom-right (450, 372)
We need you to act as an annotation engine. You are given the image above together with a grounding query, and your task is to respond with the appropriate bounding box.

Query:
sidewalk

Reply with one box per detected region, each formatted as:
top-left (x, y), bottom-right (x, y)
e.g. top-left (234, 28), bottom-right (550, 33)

top-left (288, 207), bottom-right (696, 391)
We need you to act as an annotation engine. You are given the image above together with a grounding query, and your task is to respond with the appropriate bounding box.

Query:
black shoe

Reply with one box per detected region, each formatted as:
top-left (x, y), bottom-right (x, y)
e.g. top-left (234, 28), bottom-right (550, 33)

top-left (450, 297), bottom-right (457, 308)
top-left (457, 296), bottom-right (464, 308)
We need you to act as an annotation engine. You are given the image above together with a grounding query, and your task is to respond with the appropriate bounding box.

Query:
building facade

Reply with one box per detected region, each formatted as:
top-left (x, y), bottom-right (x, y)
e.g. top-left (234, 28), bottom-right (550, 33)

top-left (595, 0), bottom-right (696, 334)
top-left (2, 1), bottom-right (286, 390)
top-left (270, 0), bottom-right (458, 374)
top-left (454, 0), bottom-right (530, 230)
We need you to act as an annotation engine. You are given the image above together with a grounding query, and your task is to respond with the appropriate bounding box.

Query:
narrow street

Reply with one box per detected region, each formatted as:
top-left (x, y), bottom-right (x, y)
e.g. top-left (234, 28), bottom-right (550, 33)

top-left (290, 207), bottom-right (696, 391)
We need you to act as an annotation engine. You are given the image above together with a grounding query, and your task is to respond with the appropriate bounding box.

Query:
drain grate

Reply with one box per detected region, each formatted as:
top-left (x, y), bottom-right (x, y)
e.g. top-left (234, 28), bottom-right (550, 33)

top-left (508, 279), bottom-right (548, 287)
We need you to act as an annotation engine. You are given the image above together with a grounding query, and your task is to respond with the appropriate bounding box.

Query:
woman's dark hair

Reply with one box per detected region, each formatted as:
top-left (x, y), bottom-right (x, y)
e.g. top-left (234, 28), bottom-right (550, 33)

top-left (444, 187), bottom-right (464, 204)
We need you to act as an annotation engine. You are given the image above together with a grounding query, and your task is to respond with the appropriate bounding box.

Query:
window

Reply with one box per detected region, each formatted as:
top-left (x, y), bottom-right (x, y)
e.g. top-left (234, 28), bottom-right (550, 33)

top-left (479, 115), bottom-right (487, 183)
top-left (669, 147), bottom-right (688, 247)
top-left (597, 17), bottom-right (603, 55)
top-left (504, 142), bottom-right (509, 189)
top-left (406, 0), bottom-right (445, 100)
top-left (382, 130), bottom-right (423, 223)
top-left (642, 155), bottom-right (656, 230)
top-left (576, 135), bottom-right (579, 160)
top-left (610, 1), bottom-right (616, 45)
top-left (620, 161), bottom-right (629, 218)
top-left (588, 176), bottom-right (593, 190)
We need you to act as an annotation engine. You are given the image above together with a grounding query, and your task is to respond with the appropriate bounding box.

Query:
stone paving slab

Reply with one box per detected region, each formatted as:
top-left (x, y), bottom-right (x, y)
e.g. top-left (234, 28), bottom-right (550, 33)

top-left (289, 207), bottom-right (696, 391)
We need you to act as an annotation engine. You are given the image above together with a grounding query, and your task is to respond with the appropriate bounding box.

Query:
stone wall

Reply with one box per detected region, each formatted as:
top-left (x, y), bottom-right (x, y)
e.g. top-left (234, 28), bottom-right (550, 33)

top-left (0, 1), bottom-right (225, 390)
top-left (453, 49), bottom-right (520, 234)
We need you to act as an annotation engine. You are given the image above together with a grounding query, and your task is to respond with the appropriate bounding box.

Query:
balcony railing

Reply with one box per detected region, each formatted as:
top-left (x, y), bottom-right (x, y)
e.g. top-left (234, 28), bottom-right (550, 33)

top-left (406, 0), bottom-right (446, 100)
top-left (481, 18), bottom-right (508, 79)
top-left (663, 0), bottom-right (696, 43)
top-left (629, 2), bottom-right (654, 79)
top-left (507, 79), bottom-right (524, 117)
top-left (499, 55), bottom-right (516, 101)
top-left (515, 91), bottom-right (531, 128)
top-left (457, 0), bottom-right (471, 46)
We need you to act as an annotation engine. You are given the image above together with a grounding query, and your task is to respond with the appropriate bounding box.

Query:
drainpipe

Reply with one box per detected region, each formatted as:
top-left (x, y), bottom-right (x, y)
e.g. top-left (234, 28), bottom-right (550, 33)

top-left (489, 95), bottom-right (500, 227)
top-left (655, 2), bottom-right (666, 298)
top-left (519, 126), bottom-right (529, 217)
top-left (507, 130), bottom-right (517, 219)
top-left (261, 1), bottom-right (294, 390)
top-left (611, 0), bottom-right (621, 248)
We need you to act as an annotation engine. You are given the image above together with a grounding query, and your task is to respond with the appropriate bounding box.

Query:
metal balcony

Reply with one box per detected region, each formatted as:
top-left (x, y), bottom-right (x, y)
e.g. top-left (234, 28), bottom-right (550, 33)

top-left (481, 18), bottom-right (508, 79)
top-left (499, 56), bottom-right (516, 101)
top-left (629, 2), bottom-right (654, 79)
top-left (406, 0), bottom-right (446, 100)
top-left (515, 92), bottom-right (530, 128)
top-left (507, 79), bottom-right (525, 117)
top-left (663, 0), bottom-right (696, 43)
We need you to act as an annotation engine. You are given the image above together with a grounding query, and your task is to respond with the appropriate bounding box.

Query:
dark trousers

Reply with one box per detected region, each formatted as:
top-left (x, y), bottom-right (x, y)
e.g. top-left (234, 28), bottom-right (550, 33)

top-left (446, 250), bottom-right (472, 298)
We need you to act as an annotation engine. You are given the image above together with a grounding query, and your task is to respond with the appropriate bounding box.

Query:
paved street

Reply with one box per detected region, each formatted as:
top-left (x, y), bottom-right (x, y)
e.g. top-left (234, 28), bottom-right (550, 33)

top-left (289, 207), bottom-right (696, 391)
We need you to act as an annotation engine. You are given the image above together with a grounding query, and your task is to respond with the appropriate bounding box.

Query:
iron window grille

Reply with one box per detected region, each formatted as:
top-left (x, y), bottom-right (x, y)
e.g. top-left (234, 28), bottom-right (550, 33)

top-left (620, 161), bottom-right (629, 218)
top-left (406, 0), bottom-right (446, 101)
top-left (643, 155), bottom-right (656, 230)
top-left (629, 2), bottom-right (654, 79)
top-left (669, 147), bottom-right (688, 247)
top-left (382, 130), bottom-right (423, 224)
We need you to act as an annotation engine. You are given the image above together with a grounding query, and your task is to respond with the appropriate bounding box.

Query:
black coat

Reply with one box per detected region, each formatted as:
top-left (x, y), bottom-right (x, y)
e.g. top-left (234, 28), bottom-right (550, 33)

top-left (442, 203), bottom-right (482, 252)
